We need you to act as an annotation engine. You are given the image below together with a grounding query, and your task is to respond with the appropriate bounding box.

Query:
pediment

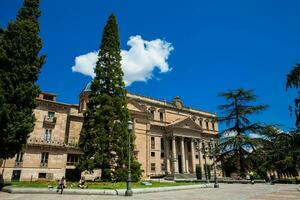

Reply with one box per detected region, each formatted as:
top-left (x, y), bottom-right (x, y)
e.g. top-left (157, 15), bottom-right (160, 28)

top-left (127, 99), bottom-right (148, 113)
top-left (169, 117), bottom-right (202, 131)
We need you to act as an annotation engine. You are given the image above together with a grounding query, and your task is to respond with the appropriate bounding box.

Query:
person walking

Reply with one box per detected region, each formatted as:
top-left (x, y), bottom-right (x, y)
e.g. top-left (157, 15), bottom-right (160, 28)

top-left (79, 176), bottom-right (87, 189)
top-left (249, 171), bottom-right (255, 184)
top-left (57, 176), bottom-right (66, 194)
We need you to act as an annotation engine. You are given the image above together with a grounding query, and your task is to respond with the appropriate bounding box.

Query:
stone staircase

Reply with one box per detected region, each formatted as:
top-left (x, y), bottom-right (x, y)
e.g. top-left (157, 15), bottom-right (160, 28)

top-left (165, 173), bottom-right (197, 180)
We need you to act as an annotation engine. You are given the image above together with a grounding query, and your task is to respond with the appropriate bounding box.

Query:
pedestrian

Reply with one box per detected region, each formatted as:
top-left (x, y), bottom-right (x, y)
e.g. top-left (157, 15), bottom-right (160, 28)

top-left (79, 176), bottom-right (87, 189)
top-left (249, 171), bottom-right (254, 184)
top-left (270, 173), bottom-right (275, 185)
top-left (57, 176), bottom-right (66, 194)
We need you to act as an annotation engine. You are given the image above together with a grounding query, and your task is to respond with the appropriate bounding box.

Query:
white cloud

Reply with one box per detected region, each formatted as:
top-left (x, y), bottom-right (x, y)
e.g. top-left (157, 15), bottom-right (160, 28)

top-left (71, 35), bottom-right (174, 86)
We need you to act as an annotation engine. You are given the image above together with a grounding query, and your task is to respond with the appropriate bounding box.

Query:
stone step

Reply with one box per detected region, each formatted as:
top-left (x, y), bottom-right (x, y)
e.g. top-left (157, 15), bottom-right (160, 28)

top-left (165, 173), bottom-right (197, 180)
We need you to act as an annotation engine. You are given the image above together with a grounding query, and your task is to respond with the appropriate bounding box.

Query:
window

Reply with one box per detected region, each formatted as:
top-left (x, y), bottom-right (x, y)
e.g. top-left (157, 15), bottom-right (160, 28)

top-left (43, 94), bottom-right (54, 101)
top-left (212, 122), bottom-right (215, 130)
top-left (67, 154), bottom-right (79, 165)
top-left (202, 155), bottom-right (205, 159)
top-left (199, 119), bottom-right (203, 127)
top-left (160, 138), bottom-right (164, 151)
top-left (206, 121), bottom-right (209, 129)
top-left (151, 152), bottom-right (155, 157)
top-left (151, 137), bottom-right (155, 149)
top-left (47, 111), bottom-right (55, 121)
top-left (161, 163), bottom-right (165, 171)
top-left (150, 110), bottom-right (154, 118)
top-left (41, 152), bottom-right (49, 165)
top-left (38, 173), bottom-right (46, 179)
top-left (159, 112), bottom-right (164, 122)
top-left (15, 152), bottom-right (23, 163)
top-left (161, 152), bottom-right (165, 158)
top-left (187, 141), bottom-right (191, 152)
top-left (151, 163), bottom-right (156, 172)
top-left (44, 129), bottom-right (52, 143)
top-left (195, 154), bottom-right (199, 159)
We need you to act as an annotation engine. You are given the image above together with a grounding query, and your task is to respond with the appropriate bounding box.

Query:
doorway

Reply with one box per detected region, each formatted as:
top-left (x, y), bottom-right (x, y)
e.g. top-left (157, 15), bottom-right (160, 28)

top-left (178, 155), bottom-right (182, 173)
top-left (11, 170), bottom-right (21, 181)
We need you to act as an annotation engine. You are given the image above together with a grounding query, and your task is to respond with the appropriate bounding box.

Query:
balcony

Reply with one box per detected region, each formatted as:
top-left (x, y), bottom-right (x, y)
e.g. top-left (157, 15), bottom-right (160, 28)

top-left (40, 162), bottom-right (48, 167)
top-left (27, 137), bottom-right (65, 147)
top-left (14, 161), bottom-right (23, 167)
top-left (43, 116), bottom-right (56, 127)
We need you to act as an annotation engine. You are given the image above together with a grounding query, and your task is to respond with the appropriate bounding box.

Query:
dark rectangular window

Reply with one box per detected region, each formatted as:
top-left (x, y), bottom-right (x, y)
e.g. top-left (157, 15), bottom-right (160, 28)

top-left (151, 152), bottom-right (155, 157)
top-left (43, 94), bottom-right (54, 101)
top-left (212, 122), bottom-right (215, 130)
top-left (151, 163), bottom-right (155, 172)
top-left (160, 138), bottom-right (164, 151)
top-left (206, 121), bottom-right (209, 129)
top-left (199, 119), bottom-right (203, 127)
top-left (47, 111), bottom-right (55, 120)
top-left (159, 112), bottom-right (164, 122)
top-left (161, 163), bottom-right (165, 171)
top-left (195, 154), bottom-right (199, 159)
top-left (187, 141), bottom-right (191, 152)
top-left (67, 154), bottom-right (79, 165)
top-left (41, 152), bottom-right (49, 164)
top-left (202, 155), bottom-right (205, 159)
top-left (150, 110), bottom-right (154, 118)
top-left (38, 173), bottom-right (46, 179)
top-left (44, 129), bottom-right (52, 143)
top-left (161, 152), bottom-right (165, 158)
top-left (15, 152), bottom-right (23, 163)
top-left (151, 137), bottom-right (155, 149)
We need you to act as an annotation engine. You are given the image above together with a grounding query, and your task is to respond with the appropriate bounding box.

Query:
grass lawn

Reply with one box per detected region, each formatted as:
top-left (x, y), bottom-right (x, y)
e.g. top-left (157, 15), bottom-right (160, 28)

top-left (6, 180), bottom-right (200, 189)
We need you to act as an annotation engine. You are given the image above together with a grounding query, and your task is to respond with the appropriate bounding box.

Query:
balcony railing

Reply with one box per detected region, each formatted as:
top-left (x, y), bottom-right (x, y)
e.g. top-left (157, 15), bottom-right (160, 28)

top-left (40, 162), bottom-right (48, 167)
top-left (27, 137), bottom-right (65, 146)
top-left (43, 116), bottom-right (57, 125)
top-left (14, 161), bottom-right (23, 167)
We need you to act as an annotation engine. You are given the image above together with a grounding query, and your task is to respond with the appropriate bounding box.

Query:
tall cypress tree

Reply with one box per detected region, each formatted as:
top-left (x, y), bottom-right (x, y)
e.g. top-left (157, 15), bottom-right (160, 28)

top-left (78, 14), bottom-right (137, 181)
top-left (0, 0), bottom-right (45, 159)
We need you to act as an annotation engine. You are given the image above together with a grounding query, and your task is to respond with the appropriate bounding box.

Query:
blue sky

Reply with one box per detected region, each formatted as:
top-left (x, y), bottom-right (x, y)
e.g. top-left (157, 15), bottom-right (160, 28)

top-left (0, 0), bottom-right (298, 131)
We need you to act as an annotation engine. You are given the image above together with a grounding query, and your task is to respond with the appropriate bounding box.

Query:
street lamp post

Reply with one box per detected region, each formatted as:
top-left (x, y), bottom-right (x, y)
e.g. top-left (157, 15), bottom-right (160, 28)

top-left (210, 138), bottom-right (219, 188)
top-left (125, 120), bottom-right (133, 196)
top-left (201, 140), bottom-right (209, 184)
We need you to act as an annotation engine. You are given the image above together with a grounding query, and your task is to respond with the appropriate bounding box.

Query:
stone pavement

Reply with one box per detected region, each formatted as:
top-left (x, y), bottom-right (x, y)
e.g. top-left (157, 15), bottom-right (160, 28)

top-left (0, 184), bottom-right (299, 200)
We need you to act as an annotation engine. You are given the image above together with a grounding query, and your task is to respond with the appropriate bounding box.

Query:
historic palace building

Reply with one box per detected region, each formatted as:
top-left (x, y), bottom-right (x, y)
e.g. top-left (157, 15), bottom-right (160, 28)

top-left (1, 83), bottom-right (220, 181)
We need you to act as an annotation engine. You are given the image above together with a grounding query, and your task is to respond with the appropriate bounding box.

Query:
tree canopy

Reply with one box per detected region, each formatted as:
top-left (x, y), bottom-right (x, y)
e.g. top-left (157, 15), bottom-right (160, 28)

top-left (218, 89), bottom-right (268, 177)
top-left (78, 14), bottom-right (141, 181)
top-left (0, 0), bottom-right (44, 159)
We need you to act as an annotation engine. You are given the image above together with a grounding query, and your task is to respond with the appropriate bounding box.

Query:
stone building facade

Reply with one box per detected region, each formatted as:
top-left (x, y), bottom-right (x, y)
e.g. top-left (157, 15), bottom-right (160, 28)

top-left (0, 85), bottom-right (220, 181)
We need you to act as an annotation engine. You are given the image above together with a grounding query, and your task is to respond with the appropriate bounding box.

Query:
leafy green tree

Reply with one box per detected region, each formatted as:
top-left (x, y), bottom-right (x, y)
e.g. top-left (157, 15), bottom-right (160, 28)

top-left (253, 126), bottom-right (300, 178)
top-left (217, 89), bottom-right (268, 177)
top-left (286, 63), bottom-right (300, 129)
top-left (78, 14), bottom-right (141, 181)
top-left (0, 0), bottom-right (44, 159)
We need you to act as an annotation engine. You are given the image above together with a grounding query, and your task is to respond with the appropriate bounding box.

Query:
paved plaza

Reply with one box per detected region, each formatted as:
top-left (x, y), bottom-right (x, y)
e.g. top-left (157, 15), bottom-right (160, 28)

top-left (1, 184), bottom-right (299, 200)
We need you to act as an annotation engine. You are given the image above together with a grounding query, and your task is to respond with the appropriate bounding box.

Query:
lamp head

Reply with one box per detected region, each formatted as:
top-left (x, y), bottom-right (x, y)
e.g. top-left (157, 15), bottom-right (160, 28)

top-left (127, 120), bottom-right (133, 130)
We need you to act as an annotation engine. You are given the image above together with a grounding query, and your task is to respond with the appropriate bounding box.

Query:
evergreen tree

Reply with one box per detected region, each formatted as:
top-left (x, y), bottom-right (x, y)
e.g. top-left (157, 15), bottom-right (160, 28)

top-left (78, 14), bottom-right (140, 181)
top-left (0, 0), bottom-right (44, 159)
top-left (217, 89), bottom-right (267, 177)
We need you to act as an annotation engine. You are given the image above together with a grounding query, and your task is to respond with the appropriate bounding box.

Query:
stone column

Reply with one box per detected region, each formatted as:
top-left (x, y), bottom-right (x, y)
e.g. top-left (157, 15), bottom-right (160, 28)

top-left (180, 137), bottom-right (186, 173)
top-left (191, 139), bottom-right (196, 173)
top-left (172, 137), bottom-right (179, 174)
top-left (164, 137), bottom-right (170, 174)
top-left (185, 140), bottom-right (190, 173)
top-left (197, 140), bottom-right (203, 176)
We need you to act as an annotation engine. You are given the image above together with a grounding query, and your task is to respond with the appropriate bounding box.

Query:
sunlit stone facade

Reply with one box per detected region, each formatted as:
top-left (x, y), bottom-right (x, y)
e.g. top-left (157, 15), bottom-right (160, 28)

top-left (0, 85), bottom-right (220, 181)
